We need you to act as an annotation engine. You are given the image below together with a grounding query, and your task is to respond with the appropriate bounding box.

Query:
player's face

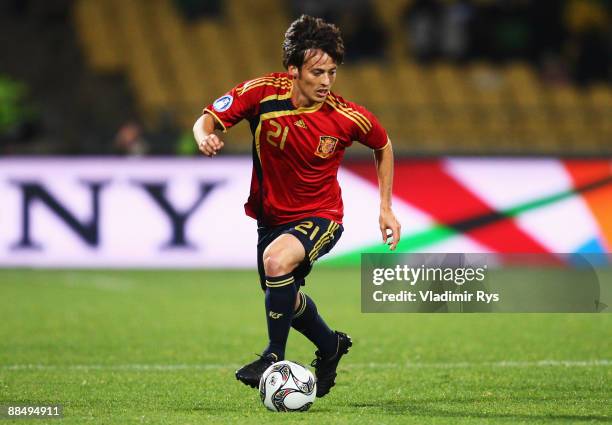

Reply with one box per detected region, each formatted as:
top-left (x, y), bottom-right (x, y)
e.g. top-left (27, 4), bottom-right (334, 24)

top-left (291, 50), bottom-right (337, 106)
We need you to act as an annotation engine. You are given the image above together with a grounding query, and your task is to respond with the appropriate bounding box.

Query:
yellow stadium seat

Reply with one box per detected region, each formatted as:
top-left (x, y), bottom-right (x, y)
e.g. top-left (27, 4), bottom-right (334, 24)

top-left (71, 0), bottom-right (607, 154)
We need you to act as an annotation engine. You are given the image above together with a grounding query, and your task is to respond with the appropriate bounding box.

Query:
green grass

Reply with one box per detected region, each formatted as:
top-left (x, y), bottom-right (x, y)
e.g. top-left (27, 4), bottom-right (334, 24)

top-left (0, 268), bottom-right (610, 424)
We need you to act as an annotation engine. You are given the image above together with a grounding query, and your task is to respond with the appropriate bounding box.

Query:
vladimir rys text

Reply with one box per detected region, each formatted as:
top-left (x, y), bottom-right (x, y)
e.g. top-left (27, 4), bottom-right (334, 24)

top-left (370, 264), bottom-right (500, 304)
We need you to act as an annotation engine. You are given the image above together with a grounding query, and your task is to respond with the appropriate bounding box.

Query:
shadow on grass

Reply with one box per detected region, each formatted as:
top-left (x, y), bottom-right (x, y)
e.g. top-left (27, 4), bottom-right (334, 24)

top-left (189, 405), bottom-right (336, 415)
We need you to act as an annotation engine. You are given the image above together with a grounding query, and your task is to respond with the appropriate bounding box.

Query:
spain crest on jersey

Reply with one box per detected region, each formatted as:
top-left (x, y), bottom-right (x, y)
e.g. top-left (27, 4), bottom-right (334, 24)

top-left (315, 136), bottom-right (338, 159)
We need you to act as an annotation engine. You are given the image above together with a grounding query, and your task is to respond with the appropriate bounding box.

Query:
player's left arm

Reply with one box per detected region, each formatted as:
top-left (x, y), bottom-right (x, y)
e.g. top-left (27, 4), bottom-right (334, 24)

top-left (351, 102), bottom-right (402, 250)
top-left (374, 141), bottom-right (401, 250)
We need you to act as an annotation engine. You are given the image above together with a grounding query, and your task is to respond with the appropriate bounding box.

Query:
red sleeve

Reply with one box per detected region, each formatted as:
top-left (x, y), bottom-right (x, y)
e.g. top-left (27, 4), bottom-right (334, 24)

top-left (203, 80), bottom-right (262, 132)
top-left (350, 103), bottom-right (389, 150)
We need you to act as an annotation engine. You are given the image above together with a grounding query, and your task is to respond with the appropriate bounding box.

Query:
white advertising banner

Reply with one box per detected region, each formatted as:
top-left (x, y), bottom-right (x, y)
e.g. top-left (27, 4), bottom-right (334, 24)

top-left (0, 158), bottom-right (260, 268)
top-left (1, 157), bottom-right (608, 268)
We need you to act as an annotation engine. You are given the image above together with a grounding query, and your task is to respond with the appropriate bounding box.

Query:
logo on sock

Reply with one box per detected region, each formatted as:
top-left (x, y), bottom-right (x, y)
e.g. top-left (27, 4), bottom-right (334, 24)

top-left (269, 311), bottom-right (284, 319)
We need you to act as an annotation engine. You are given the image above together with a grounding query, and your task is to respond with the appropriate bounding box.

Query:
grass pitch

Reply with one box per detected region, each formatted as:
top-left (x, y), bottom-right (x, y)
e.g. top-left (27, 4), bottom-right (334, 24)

top-left (0, 268), bottom-right (610, 424)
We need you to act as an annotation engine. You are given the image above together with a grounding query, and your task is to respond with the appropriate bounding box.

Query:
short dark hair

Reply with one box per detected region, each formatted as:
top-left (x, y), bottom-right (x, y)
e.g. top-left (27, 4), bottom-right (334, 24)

top-left (282, 15), bottom-right (345, 69)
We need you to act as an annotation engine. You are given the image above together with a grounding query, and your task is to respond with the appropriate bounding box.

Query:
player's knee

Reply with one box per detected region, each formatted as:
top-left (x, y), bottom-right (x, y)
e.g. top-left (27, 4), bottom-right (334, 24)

top-left (263, 252), bottom-right (294, 277)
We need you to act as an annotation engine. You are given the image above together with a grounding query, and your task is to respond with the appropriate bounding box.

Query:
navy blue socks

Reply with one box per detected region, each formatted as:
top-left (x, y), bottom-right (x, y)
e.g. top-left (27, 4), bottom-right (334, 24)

top-left (292, 292), bottom-right (337, 357)
top-left (262, 273), bottom-right (297, 360)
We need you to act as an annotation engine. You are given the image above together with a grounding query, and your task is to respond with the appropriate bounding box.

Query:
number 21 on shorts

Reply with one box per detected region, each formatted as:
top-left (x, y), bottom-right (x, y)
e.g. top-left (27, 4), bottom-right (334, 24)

top-left (295, 221), bottom-right (320, 241)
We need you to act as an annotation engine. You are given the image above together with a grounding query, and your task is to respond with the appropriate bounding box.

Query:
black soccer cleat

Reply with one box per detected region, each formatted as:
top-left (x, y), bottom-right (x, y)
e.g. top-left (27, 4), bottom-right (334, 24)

top-left (311, 331), bottom-right (352, 398)
top-left (235, 353), bottom-right (277, 388)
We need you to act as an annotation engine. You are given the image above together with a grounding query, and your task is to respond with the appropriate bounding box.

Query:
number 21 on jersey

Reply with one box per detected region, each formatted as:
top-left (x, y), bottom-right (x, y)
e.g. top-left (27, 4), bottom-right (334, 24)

top-left (265, 119), bottom-right (289, 150)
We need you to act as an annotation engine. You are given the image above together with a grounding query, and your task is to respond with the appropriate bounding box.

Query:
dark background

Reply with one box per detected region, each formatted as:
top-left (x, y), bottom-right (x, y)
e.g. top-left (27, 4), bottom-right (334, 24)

top-left (1, 0), bottom-right (610, 156)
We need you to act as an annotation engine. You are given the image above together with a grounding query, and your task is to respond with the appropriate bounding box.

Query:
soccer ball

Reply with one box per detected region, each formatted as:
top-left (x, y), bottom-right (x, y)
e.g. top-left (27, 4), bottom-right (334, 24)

top-left (259, 360), bottom-right (316, 412)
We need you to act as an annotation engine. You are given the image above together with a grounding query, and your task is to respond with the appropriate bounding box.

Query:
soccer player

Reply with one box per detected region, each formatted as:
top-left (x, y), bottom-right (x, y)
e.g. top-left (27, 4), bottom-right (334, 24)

top-left (193, 15), bottom-right (401, 397)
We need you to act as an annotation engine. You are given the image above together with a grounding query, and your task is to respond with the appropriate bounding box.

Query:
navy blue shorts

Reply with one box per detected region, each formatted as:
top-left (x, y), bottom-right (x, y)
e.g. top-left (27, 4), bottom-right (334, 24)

top-left (257, 216), bottom-right (344, 291)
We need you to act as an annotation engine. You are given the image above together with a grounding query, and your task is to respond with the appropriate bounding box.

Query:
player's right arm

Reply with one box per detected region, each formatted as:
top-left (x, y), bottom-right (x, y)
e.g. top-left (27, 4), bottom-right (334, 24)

top-left (193, 113), bottom-right (224, 157)
top-left (193, 77), bottom-right (269, 157)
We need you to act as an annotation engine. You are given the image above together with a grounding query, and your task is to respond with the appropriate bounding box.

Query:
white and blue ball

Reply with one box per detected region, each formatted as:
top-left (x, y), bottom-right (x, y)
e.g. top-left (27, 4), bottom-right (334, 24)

top-left (259, 360), bottom-right (316, 412)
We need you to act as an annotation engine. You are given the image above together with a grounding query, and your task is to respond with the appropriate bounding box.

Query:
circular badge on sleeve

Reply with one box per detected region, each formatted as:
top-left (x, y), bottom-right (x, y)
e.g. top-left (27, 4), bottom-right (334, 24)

top-left (213, 95), bottom-right (233, 112)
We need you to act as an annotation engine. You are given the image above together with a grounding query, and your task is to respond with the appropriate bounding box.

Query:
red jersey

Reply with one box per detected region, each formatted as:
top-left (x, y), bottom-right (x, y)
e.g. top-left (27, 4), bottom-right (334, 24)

top-left (204, 72), bottom-right (388, 226)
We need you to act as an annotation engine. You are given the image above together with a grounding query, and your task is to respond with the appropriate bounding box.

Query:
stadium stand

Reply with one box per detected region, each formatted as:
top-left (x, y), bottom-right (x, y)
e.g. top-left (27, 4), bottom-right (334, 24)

top-left (70, 0), bottom-right (610, 155)
top-left (0, 0), bottom-right (143, 154)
